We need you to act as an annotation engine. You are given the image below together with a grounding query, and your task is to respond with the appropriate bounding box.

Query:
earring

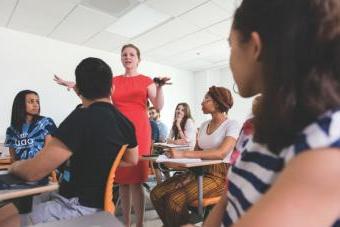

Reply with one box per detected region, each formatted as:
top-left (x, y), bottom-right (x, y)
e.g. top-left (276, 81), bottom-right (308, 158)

top-left (233, 83), bottom-right (239, 94)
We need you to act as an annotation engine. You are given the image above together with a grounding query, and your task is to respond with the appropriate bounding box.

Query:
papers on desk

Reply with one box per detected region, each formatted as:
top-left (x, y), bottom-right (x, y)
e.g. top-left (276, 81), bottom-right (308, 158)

top-left (153, 143), bottom-right (191, 150)
top-left (156, 154), bottom-right (202, 163)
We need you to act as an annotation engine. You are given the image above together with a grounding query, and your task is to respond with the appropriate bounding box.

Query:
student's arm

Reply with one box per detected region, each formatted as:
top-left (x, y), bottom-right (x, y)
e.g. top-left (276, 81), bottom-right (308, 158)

top-left (119, 146), bottom-right (138, 167)
top-left (231, 148), bottom-right (340, 227)
top-left (8, 148), bottom-right (16, 162)
top-left (203, 194), bottom-right (228, 227)
top-left (173, 119), bottom-right (196, 145)
top-left (168, 136), bottom-right (236, 160)
top-left (9, 138), bottom-right (72, 181)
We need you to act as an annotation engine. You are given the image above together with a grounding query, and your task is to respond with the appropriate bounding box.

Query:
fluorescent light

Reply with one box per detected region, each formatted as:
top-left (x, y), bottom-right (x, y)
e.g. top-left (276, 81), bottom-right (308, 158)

top-left (106, 4), bottom-right (170, 38)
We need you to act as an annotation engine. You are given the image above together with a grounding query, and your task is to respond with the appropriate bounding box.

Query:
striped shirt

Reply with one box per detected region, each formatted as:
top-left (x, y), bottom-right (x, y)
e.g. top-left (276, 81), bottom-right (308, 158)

top-left (223, 109), bottom-right (340, 227)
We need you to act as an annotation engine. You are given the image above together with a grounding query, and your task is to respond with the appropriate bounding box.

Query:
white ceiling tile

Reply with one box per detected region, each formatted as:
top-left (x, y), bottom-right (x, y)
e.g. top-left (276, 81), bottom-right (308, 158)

top-left (145, 0), bottom-right (207, 17)
top-left (178, 1), bottom-right (229, 29)
top-left (50, 5), bottom-right (116, 44)
top-left (0, 0), bottom-right (17, 26)
top-left (131, 18), bottom-right (200, 52)
top-left (8, 0), bottom-right (81, 35)
top-left (207, 19), bottom-right (232, 38)
top-left (212, 0), bottom-right (239, 14)
top-left (146, 30), bottom-right (219, 59)
top-left (84, 31), bottom-right (129, 52)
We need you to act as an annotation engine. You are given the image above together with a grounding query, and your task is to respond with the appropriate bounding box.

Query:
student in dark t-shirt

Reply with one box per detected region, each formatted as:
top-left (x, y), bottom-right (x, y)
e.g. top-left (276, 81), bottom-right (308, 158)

top-left (0, 57), bottom-right (138, 227)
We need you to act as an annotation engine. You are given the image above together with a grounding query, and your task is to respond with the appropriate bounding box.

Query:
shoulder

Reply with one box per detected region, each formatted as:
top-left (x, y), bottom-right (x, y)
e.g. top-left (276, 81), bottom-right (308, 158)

top-left (39, 116), bottom-right (56, 124)
top-left (139, 75), bottom-right (153, 85)
top-left (279, 148), bottom-right (340, 204)
top-left (199, 120), bottom-right (210, 129)
top-left (185, 118), bottom-right (195, 127)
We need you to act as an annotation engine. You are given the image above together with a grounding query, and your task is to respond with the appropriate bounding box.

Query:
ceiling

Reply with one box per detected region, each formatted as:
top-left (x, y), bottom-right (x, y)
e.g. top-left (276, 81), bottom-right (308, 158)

top-left (0, 0), bottom-right (239, 72)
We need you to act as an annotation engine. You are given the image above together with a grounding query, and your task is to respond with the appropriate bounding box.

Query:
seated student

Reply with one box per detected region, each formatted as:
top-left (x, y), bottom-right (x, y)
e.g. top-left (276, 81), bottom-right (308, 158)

top-left (167, 102), bottom-right (196, 148)
top-left (5, 90), bottom-right (57, 161)
top-left (149, 106), bottom-right (168, 142)
top-left (150, 86), bottom-right (240, 227)
top-left (147, 101), bottom-right (160, 142)
top-left (200, 0), bottom-right (340, 226)
top-left (0, 57), bottom-right (138, 227)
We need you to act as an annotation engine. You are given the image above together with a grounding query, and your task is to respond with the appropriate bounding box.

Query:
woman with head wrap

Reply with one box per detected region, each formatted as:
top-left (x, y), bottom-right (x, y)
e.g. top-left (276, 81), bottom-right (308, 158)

top-left (150, 86), bottom-right (240, 227)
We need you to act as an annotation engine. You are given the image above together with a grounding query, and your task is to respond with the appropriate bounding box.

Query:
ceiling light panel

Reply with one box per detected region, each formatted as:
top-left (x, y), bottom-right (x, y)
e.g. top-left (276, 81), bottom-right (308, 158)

top-left (179, 1), bottom-right (229, 29)
top-left (81, 0), bottom-right (139, 17)
top-left (106, 3), bottom-right (170, 38)
top-left (50, 5), bottom-right (116, 44)
top-left (0, 0), bottom-right (17, 26)
top-left (145, 0), bottom-right (207, 17)
top-left (8, 0), bottom-right (82, 35)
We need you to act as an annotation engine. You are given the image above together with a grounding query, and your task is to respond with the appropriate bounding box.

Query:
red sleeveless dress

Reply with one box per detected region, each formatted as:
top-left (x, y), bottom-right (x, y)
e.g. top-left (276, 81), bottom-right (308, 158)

top-left (112, 75), bottom-right (152, 183)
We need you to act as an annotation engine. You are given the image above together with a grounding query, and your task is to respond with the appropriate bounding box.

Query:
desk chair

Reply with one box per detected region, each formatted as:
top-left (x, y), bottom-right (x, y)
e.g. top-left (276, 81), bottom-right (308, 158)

top-left (104, 144), bottom-right (128, 215)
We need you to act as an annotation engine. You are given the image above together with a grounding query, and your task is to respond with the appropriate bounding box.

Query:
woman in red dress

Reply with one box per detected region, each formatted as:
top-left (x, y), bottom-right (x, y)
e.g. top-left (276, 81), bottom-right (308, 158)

top-left (113, 44), bottom-right (169, 227)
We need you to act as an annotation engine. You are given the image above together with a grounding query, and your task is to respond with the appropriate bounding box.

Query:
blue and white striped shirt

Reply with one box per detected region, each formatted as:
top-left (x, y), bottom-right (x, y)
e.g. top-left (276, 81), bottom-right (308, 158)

top-left (223, 109), bottom-right (340, 227)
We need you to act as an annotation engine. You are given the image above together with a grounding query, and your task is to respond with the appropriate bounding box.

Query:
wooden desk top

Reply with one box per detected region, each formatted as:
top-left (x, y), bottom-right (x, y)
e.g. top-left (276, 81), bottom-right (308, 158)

top-left (141, 156), bottom-right (224, 168)
top-left (0, 182), bottom-right (59, 201)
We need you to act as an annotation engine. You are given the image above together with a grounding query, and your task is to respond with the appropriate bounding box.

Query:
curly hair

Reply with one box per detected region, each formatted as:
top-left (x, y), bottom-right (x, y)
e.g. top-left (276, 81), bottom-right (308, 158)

top-left (233, 0), bottom-right (340, 152)
top-left (208, 86), bottom-right (233, 113)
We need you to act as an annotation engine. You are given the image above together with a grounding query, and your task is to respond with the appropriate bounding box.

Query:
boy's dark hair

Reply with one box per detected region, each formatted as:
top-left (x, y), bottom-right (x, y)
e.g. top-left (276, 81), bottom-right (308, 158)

top-left (11, 90), bottom-right (41, 132)
top-left (75, 57), bottom-right (112, 99)
top-left (234, 0), bottom-right (340, 152)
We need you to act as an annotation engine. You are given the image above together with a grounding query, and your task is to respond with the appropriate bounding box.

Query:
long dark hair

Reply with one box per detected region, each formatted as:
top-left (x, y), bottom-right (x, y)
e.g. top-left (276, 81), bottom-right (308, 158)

top-left (171, 103), bottom-right (193, 139)
top-left (233, 0), bottom-right (340, 152)
top-left (11, 90), bottom-right (41, 132)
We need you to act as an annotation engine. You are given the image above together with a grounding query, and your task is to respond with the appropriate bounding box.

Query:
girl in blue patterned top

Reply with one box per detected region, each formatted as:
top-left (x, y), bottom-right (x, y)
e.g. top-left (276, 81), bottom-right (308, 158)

top-left (194, 0), bottom-right (340, 226)
top-left (5, 90), bottom-right (57, 161)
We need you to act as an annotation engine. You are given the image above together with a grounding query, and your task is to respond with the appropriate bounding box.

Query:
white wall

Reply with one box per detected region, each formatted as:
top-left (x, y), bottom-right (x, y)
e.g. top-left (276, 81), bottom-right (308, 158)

top-left (193, 67), bottom-right (254, 127)
top-left (0, 27), bottom-right (194, 141)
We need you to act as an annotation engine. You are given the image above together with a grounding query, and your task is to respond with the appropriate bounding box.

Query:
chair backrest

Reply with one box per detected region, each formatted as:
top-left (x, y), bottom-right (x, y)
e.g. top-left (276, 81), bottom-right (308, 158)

top-left (104, 144), bottom-right (128, 214)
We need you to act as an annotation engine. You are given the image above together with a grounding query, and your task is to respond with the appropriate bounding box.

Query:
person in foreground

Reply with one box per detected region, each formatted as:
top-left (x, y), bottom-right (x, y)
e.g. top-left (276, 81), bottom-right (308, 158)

top-left (151, 86), bottom-right (240, 227)
top-left (0, 57), bottom-right (138, 227)
top-left (192, 0), bottom-right (340, 226)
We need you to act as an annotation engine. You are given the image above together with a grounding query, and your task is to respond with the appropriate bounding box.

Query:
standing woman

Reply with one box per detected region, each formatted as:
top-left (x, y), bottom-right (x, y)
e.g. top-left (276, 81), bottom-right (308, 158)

top-left (167, 103), bottom-right (196, 148)
top-left (5, 90), bottom-right (57, 161)
top-left (113, 44), bottom-right (169, 227)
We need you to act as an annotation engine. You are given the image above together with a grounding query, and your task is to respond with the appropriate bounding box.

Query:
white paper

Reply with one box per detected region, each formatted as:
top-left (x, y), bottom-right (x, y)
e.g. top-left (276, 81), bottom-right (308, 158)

top-left (153, 143), bottom-right (190, 148)
top-left (156, 154), bottom-right (202, 163)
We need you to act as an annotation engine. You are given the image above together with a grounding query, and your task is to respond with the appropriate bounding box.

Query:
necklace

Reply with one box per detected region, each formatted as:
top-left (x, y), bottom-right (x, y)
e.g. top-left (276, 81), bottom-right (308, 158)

top-left (206, 118), bottom-right (226, 135)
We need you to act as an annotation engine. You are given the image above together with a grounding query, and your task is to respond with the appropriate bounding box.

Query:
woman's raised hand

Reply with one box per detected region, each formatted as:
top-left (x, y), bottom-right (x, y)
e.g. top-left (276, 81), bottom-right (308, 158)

top-left (53, 75), bottom-right (76, 91)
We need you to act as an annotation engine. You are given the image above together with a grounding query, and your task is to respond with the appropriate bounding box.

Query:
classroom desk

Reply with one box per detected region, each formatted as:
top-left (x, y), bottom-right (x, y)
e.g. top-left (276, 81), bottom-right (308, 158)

top-left (142, 156), bottom-right (223, 217)
top-left (34, 211), bottom-right (124, 227)
top-left (0, 182), bottom-right (59, 201)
